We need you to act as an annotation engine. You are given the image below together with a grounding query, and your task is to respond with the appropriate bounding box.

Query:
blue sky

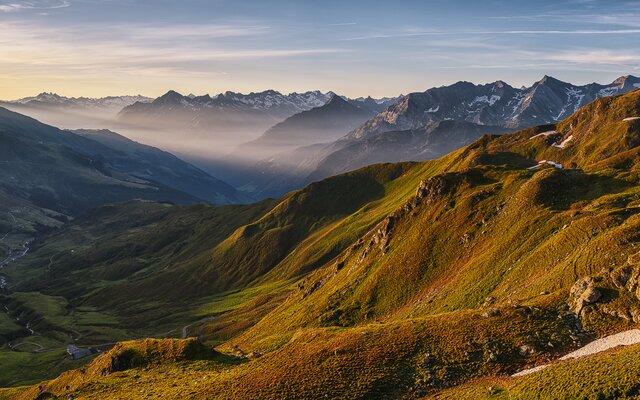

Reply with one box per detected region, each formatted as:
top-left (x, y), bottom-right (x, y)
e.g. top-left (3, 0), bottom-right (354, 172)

top-left (0, 0), bottom-right (639, 98)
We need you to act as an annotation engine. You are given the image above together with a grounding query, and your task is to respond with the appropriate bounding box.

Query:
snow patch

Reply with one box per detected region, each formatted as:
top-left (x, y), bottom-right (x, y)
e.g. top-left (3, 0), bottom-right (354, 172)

top-left (511, 364), bottom-right (549, 377)
top-left (529, 130), bottom-right (558, 140)
top-left (557, 87), bottom-right (585, 119)
top-left (560, 329), bottom-right (640, 360)
top-left (427, 105), bottom-right (440, 113)
top-left (527, 160), bottom-right (563, 170)
top-left (512, 329), bottom-right (640, 378)
top-left (470, 94), bottom-right (501, 106)
top-left (551, 135), bottom-right (574, 149)
top-left (598, 87), bottom-right (618, 97)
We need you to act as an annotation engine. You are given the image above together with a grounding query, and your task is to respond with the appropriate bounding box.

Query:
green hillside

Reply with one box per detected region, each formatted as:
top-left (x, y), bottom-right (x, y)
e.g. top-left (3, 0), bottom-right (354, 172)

top-left (2, 90), bottom-right (640, 398)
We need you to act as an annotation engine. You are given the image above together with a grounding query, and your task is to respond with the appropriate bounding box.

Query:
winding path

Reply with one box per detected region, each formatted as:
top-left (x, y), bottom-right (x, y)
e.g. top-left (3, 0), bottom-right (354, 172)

top-left (9, 341), bottom-right (45, 352)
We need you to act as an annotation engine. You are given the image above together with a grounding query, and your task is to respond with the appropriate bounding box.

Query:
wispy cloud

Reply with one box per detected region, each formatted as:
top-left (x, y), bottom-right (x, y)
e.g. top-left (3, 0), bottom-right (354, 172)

top-left (127, 24), bottom-right (271, 40)
top-left (0, 21), bottom-right (340, 77)
top-left (341, 28), bottom-right (640, 41)
top-left (489, 13), bottom-right (640, 28)
top-left (433, 47), bottom-right (640, 76)
top-left (545, 50), bottom-right (640, 65)
top-left (0, 0), bottom-right (70, 12)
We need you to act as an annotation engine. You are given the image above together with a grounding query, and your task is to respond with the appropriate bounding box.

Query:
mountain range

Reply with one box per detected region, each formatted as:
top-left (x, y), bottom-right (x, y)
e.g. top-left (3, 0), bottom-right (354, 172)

top-left (2, 86), bottom-right (640, 398)
top-left (349, 74), bottom-right (640, 139)
top-left (233, 75), bottom-right (640, 198)
top-left (115, 90), bottom-right (400, 158)
top-left (0, 93), bottom-right (153, 131)
top-left (116, 89), bottom-right (334, 140)
top-left (4, 93), bottom-right (152, 111)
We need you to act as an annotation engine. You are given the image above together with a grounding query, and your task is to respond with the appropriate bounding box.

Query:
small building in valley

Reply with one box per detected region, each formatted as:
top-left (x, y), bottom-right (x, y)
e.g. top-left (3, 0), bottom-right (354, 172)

top-left (66, 345), bottom-right (95, 360)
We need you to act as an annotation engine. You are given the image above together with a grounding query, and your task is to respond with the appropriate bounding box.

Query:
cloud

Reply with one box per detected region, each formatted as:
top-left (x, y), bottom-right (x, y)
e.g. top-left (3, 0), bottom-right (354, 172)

top-left (0, 21), bottom-right (340, 77)
top-left (0, 0), bottom-right (70, 12)
top-left (127, 24), bottom-right (271, 40)
top-left (341, 28), bottom-right (640, 41)
top-left (505, 29), bottom-right (640, 34)
top-left (545, 50), bottom-right (640, 65)
top-left (433, 48), bottom-right (640, 76)
top-left (489, 13), bottom-right (640, 27)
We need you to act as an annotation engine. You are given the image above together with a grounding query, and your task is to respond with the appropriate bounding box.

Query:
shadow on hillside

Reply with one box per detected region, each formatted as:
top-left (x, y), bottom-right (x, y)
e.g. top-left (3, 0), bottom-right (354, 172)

top-left (528, 169), bottom-right (632, 211)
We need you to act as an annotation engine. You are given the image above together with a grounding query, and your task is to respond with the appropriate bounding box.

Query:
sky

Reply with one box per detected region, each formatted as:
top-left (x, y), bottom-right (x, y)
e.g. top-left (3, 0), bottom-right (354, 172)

top-left (0, 0), bottom-right (639, 99)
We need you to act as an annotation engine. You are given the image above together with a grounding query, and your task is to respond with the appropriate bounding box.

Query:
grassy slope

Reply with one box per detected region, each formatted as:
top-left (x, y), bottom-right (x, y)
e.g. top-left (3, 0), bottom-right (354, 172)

top-left (3, 90), bottom-right (640, 397)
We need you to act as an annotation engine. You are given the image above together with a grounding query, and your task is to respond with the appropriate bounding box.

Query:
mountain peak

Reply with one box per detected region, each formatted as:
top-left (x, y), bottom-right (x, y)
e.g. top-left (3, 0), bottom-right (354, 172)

top-left (613, 74), bottom-right (640, 89)
top-left (537, 75), bottom-right (568, 86)
top-left (162, 90), bottom-right (182, 97)
top-left (492, 80), bottom-right (509, 88)
top-left (151, 90), bottom-right (189, 106)
top-left (157, 90), bottom-right (183, 100)
top-left (30, 92), bottom-right (65, 103)
top-left (324, 93), bottom-right (351, 108)
top-left (261, 89), bottom-right (281, 95)
top-left (192, 94), bottom-right (213, 102)
top-left (36, 91), bottom-right (62, 98)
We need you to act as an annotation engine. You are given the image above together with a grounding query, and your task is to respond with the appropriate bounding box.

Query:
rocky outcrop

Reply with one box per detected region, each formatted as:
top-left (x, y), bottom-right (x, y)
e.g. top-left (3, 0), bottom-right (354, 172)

top-left (570, 277), bottom-right (602, 315)
top-left (358, 173), bottom-right (462, 263)
top-left (340, 172), bottom-right (486, 279)
top-left (568, 253), bottom-right (640, 321)
top-left (614, 254), bottom-right (640, 301)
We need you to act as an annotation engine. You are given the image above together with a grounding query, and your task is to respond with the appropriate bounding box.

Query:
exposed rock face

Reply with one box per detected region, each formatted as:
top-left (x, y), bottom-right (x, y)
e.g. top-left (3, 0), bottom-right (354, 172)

top-left (578, 286), bottom-right (602, 307)
top-left (572, 255), bottom-right (640, 322)
top-left (620, 265), bottom-right (640, 301)
top-left (611, 265), bottom-right (633, 288)
top-left (570, 277), bottom-right (602, 314)
top-left (570, 277), bottom-right (595, 297)
top-left (608, 254), bottom-right (640, 304)
top-left (485, 352), bottom-right (498, 363)
top-left (373, 216), bottom-right (396, 253)
top-left (357, 174), bottom-right (458, 263)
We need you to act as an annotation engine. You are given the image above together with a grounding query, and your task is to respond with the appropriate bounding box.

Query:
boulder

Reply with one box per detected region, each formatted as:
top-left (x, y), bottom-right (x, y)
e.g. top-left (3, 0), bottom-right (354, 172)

top-left (518, 345), bottom-right (534, 356)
